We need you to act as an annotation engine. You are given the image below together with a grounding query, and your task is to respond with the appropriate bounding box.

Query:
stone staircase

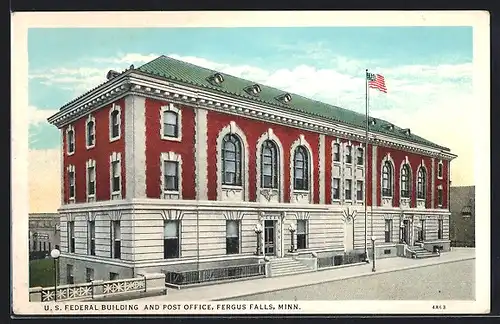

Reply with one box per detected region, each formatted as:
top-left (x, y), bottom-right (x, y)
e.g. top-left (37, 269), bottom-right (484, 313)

top-left (409, 245), bottom-right (440, 259)
top-left (270, 257), bottom-right (314, 277)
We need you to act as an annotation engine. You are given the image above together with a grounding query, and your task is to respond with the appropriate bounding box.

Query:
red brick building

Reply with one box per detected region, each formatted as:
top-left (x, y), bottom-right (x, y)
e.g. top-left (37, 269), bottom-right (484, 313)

top-left (48, 55), bottom-right (455, 283)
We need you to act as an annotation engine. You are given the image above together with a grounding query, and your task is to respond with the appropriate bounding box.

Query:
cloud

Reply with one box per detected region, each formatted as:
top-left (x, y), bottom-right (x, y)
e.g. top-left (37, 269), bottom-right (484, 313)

top-left (28, 52), bottom-right (474, 199)
top-left (28, 148), bottom-right (61, 213)
top-left (28, 106), bottom-right (59, 126)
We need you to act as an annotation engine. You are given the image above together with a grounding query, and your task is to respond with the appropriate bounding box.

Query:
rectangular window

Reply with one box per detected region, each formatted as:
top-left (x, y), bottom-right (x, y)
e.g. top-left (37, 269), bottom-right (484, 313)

top-left (66, 264), bottom-right (74, 285)
top-left (164, 221), bottom-right (180, 259)
top-left (43, 241), bottom-right (46, 251)
top-left (333, 143), bottom-right (340, 162)
top-left (296, 220), bottom-right (307, 250)
top-left (163, 111), bottom-right (178, 138)
top-left (68, 221), bottom-right (75, 253)
top-left (385, 219), bottom-right (392, 243)
top-left (68, 131), bottom-right (75, 153)
top-left (109, 272), bottom-right (119, 281)
top-left (438, 219), bottom-right (444, 239)
top-left (111, 221), bottom-right (121, 259)
top-left (69, 170), bottom-right (75, 199)
top-left (87, 122), bottom-right (95, 147)
top-left (164, 161), bottom-right (179, 191)
top-left (111, 112), bottom-right (120, 138)
top-left (39, 241), bottom-right (42, 251)
top-left (88, 221), bottom-right (95, 255)
top-left (226, 220), bottom-right (240, 254)
top-left (88, 166), bottom-right (95, 195)
top-left (86, 268), bottom-right (94, 283)
top-left (357, 148), bottom-right (364, 165)
top-left (438, 163), bottom-right (443, 178)
top-left (332, 178), bottom-right (340, 200)
top-left (345, 146), bottom-right (352, 164)
top-left (438, 188), bottom-right (443, 206)
top-left (49, 242), bottom-right (51, 251)
top-left (111, 161), bottom-right (120, 193)
top-left (345, 179), bottom-right (352, 200)
top-left (356, 181), bottom-right (363, 201)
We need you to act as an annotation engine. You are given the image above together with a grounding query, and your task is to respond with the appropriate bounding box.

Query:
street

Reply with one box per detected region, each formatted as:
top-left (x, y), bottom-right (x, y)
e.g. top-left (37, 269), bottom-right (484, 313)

top-left (227, 259), bottom-right (475, 300)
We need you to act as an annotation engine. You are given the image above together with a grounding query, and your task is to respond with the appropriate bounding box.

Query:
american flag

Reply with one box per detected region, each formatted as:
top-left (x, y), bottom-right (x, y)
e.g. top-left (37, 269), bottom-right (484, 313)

top-left (366, 72), bottom-right (387, 93)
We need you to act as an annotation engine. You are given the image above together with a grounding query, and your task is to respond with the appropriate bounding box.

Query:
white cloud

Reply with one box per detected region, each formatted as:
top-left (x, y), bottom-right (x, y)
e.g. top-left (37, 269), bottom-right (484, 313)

top-left (29, 148), bottom-right (61, 213)
top-left (28, 105), bottom-right (59, 126)
top-left (29, 52), bottom-right (474, 191)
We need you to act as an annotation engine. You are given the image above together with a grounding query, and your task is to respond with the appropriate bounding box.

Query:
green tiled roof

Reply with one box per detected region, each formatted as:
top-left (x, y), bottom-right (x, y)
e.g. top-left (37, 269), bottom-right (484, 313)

top-left (138, 55), bottom-right (449, 151)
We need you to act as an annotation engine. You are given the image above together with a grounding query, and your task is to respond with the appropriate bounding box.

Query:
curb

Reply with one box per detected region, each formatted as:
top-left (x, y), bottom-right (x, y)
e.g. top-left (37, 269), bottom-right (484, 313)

top-left (213, 257), bottom-right (475, 301)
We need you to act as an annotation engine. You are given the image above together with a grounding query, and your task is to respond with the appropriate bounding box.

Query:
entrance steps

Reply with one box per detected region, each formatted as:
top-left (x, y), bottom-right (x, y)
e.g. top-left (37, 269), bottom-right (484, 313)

top-left (410, 245), bottom-right (440, 259)
top-left (270, 257), bottom-right (314, 277)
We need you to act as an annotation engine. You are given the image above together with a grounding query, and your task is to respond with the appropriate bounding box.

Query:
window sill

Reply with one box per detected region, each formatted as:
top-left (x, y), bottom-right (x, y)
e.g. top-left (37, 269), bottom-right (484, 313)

top-left (331, 198), bottom-right (341, 202)
top-left (109, 136), bottom-right (120, 143)
top-left (67, 151), bottom-right (75, 156)
top-left (293, 189), bottom-right (310, 194)
top-left (160, 135), bottom-right (182, 142)
top-left (222, 185), bottom-right (243, 190)
top-left (86, 144), bottom-right (96, 150)
top-left (87, 195), bottom-right (96, 202)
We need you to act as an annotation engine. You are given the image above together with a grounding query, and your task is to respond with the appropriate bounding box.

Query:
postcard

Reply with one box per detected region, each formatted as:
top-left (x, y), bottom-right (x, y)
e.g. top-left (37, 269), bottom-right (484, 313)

top-left (11, 10), bottom-right (490, 315)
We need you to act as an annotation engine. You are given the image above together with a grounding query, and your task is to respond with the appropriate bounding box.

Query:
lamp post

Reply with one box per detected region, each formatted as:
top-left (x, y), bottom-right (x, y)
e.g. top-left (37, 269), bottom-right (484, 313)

top-left (50, 248), bottom-right (60, 301)
top-left (288, 223), bottom-right (296, 253)
top-left (370, 236), bottom-right (376, 272)
top-left (254, 223), bottom-right (263, 256)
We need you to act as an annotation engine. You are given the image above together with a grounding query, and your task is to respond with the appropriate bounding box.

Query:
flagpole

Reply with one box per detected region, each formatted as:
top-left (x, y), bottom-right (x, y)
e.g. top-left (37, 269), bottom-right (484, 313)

top-left (364, 69), bottom-right (369, 263)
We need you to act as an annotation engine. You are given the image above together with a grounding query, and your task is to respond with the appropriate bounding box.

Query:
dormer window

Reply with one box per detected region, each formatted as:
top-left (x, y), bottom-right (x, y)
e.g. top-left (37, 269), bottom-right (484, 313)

top-left (370, 118), bottom-right (377, 126)
top-left (245, 84), bottom-right (261, 96)
top-left (208, 72), bottom-right (224, 85)
top-left (402, 128), bottom-right (411, 136)
top-left (386, 124), bottom-right (394, 131)
top-left (276, 93), bottom-right (292, 103)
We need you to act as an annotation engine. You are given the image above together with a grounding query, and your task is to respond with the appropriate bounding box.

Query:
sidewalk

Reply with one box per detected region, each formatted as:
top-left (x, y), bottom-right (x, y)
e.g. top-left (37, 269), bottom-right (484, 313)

top-left (130, 248), bottom-right (475, 302)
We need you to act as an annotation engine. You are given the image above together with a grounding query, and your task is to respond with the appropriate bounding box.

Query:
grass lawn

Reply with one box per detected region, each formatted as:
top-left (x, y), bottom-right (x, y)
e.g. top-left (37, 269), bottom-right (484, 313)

top-left (29, 258), bottom-right (56, 288)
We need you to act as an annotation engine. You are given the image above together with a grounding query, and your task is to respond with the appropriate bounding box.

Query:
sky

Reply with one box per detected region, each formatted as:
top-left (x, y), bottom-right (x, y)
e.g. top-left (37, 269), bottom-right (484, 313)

top-left (27, 26), bottom-right (474, 212)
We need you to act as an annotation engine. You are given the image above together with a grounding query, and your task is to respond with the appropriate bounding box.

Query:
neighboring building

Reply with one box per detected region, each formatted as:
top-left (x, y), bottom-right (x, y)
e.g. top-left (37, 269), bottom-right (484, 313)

top-left (449, 186), bottom-right (475, 247)
top-left (29, 213), bottom-right (60, 257)
top-left (47, 55), bottom-right (456, 284)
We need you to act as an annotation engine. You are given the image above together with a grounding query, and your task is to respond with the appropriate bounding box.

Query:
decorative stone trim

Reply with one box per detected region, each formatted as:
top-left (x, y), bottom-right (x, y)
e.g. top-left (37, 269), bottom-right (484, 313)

top-left (399, 156), bottom-right (412, 207)
top-left (65, 124), bottom-right (75, 156)
top-left (222, 211), bottom-right (244, 220)
top-left (330, 138), bottom-right (342, 204)
top-left (67, 164), bottom-right (76, 203)
top-left (290, 134), bottom-right (314, 204)
top-left (85, 114), bottom-right (96, 150)
top-left (216, 121), bottom-right (249, 202)
top-left (85, 159), bottom-right (96, 202)
top-left (160, 152), bottom-right (183, 200)
top-left (416, 159), bottom-right (428, 209)
top-left (287, 211), bottom-right (311, 220)
top-left (47, 74), bottom-right (456, 160)
top-left (108, 103), bottom-right (122, 142)
top-left (109, 152), bottom-right (122, 200)
top-left (194, 108), bottom-right (208, 200)
top-left (160, 103), bottom-right (182, 142)
top-left (341, 207), bottom-right (357, 223)
top-left (159, 209), bottom-right (184, 221)
top-left (84, 211), bottom-right (97, 222)
top-left (318, 134), bottom-right (326, 204)
top-left (380, 153), bottom-right (396, 207)
top-left (255, 128), bottom-right (284, 203)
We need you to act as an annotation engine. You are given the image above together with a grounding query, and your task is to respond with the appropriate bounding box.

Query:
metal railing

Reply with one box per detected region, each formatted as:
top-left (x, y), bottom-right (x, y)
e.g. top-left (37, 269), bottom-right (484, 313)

top-left (30, 276), bottom-right (147, 302)
top-left (164, 263), bottom-right (265, 286)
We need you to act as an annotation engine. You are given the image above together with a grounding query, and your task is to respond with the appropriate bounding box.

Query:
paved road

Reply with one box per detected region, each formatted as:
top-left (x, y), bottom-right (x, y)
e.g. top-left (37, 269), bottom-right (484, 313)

top-left (227, 259), bottom-right (474, 301)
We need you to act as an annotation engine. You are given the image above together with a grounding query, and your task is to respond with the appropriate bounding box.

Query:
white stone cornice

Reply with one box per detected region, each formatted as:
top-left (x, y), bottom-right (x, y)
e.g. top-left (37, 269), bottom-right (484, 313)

top-left (48, 73), bottom-right (456, 159)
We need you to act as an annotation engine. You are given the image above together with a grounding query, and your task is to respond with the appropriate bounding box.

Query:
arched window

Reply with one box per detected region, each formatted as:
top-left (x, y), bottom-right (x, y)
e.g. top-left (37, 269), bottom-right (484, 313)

top-left (67, 129), bottom-right (75, 153)
top-left (163, 111), bottom-right (178, 138)
top-left (222, 134), bottom-right (242, 186)
top-left (382, 161), bottom-right (393, 197)
top-left (400, 164), bottom-right (411, 198)
top-left (110, 110), bottom-right (120, 138)
top-left (417, 167), bottom-right (426, 199)
top-left (293, 146), bottom-right (309, 190)
top-left (86, 121), bottom-right (95, 147)
top-left (261, 140), bottom-right (278, 189)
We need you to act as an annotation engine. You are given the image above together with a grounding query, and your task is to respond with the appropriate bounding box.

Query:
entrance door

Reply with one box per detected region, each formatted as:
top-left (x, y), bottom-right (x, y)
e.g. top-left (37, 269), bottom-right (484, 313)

top-left (403, 220), bottom-right (410, 245)
top-left (264, 220), bottom-right (276, 255)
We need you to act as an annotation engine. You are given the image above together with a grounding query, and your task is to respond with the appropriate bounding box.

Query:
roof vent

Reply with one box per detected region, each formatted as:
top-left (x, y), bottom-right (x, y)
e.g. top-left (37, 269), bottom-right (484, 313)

top-left (276, 93), bottom-right (292, 103)
top-left (245, 84), bottom-right (262, 96)
top-left (106, 70), bottom-right (120, 80)
top-left (208, 72), bottom-right (224, 85)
